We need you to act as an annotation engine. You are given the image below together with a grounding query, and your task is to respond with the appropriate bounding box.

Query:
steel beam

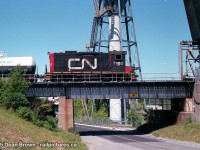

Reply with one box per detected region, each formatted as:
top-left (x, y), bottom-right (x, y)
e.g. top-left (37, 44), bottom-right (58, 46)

top-left (26, 81), bottom-right (194, 99)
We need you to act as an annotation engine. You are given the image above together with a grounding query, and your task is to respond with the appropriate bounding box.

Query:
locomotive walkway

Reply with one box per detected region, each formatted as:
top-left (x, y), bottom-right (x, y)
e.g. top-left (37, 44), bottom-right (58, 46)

top-left (26, 80), bottom-right (194, 99)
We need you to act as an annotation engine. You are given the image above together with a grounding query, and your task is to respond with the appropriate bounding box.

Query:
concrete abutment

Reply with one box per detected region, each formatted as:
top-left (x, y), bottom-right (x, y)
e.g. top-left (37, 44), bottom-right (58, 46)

top-left (194, 82), bottom-right (200, 122)
top-left (171, 98), bottom-right (194, 124)
top-left (171, 81), bottom-right (200, 123)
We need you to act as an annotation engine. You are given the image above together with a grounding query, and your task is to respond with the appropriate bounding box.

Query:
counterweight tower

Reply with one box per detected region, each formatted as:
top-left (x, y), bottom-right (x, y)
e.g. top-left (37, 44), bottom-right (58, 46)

top-left (90, 0), bottom-right (142, 79)
top-left (90, 0), bottom-right (142, 121)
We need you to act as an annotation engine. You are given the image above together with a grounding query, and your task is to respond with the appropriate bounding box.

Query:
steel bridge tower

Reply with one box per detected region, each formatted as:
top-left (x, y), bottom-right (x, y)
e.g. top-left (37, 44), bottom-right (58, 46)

top-left (90, 0), bottom-right (142, 122)
top-left (90, 0), bottom-right (142, 80)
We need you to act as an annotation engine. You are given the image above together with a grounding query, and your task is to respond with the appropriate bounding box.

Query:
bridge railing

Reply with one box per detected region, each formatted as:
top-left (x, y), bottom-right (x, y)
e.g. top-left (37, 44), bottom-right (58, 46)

top-left (0, 74), bottom-right (46, 83)
top-left (141, 73), bottom-right (181, 81)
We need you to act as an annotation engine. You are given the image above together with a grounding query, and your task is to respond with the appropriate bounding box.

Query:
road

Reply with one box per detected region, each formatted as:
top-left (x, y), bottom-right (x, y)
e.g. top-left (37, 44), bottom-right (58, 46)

top-left (75, 124), bottom-right (200, 150)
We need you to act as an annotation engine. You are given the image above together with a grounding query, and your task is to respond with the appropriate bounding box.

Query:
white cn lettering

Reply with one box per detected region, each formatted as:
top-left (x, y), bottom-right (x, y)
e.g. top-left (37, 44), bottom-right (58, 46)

top-left (68, 58), bottom-right (97, 70)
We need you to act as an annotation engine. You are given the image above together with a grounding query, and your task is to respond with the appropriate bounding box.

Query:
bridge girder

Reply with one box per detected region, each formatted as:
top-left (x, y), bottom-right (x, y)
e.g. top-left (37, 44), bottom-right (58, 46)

top-left (26, 81), bottom-right (194, 99)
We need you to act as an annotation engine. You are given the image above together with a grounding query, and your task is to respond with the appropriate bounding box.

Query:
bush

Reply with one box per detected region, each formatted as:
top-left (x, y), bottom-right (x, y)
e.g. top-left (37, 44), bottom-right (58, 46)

top-left (2, 92), bottom-right (29, 110)
top-left (128, 109), bottom-right (144, 127)
top-left (184, 116), bottom-right (193, 126)
top-left (16, 107), bottom-right (36, 122)
top-left (33, 120), bottom-right (45, 127)
top-left (16, 105), bottom-right (58, 131)
top-left (37, 103), bottom-right (53, 121)
top-left (68, 127), bottom-right (75, 133)
top-left (43, 116), bottom-right (58, 131)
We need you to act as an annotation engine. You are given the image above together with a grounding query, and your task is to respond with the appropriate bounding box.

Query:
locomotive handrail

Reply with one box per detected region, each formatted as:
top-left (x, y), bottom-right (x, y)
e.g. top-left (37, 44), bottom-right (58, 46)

top-left (0, 73), bottom-right (187, 83)
top-left (43, 73), bottom-right (182, 82)
top-left (44, 72), bottom-right (133, 83)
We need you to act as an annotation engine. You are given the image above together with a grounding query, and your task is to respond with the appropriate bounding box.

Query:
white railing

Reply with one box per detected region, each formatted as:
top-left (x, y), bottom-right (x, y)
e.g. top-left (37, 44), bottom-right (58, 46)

top-left (140, 73), bottom-right (181, 81)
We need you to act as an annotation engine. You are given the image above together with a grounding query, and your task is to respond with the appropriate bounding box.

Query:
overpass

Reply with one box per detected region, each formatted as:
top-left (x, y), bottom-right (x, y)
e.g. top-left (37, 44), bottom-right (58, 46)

top-left (25, 79), bottom-right (196, 131)
top-left (26, 80), bottom-right (194, 99)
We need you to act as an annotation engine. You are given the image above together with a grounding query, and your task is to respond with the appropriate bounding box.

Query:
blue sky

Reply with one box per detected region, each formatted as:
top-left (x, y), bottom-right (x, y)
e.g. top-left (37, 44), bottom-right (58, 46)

top-left (0, 0), bottom-right (191, 75)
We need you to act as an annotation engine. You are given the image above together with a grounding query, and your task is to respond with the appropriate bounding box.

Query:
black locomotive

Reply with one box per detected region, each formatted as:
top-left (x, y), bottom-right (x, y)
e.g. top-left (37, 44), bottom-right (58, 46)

top-left (46, 51), bottom-right (135, 82)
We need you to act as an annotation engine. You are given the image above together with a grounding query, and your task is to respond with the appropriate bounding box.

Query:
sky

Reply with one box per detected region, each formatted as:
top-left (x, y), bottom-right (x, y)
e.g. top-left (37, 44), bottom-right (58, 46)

top-left (0, 0), bottom-right (191, 75)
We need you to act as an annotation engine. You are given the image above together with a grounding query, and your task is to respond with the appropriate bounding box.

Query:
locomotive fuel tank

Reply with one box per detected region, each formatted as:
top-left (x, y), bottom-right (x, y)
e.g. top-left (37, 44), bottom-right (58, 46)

top-left (0, 56), bottom-right (36, 74)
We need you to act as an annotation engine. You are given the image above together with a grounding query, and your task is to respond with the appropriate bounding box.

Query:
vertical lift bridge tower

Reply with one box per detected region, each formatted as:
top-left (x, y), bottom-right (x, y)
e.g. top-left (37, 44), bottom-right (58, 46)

top-left (90, 0), bottom-right (142, 121)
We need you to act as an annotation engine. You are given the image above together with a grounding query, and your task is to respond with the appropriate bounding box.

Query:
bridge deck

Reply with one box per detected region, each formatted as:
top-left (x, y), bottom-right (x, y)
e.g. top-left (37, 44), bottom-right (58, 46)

top-left (26, 80), bottom-right (194, 99)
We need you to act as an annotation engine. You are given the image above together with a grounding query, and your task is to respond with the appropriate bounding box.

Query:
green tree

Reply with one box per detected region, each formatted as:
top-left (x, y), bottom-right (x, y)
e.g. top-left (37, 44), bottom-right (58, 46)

top-left (0, 67), bottom-right (58, 130)
top-left (0, 66), bottom-right (29, 110)
top-left (7, 66), bottom-right (29, 93)
top-left (74, 100), bottom-right (85, 117)
top-left (93, 100), bottom-right (108, 117)
top-left (74, 99), bottom-right (109, 118)
top-left (128, 109), bottom-right (144, 127)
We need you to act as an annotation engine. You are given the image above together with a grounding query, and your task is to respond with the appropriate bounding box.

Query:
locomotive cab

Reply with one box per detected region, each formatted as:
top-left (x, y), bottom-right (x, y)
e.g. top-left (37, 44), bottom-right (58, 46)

top-left (110, 51), bottom-right (126, 72)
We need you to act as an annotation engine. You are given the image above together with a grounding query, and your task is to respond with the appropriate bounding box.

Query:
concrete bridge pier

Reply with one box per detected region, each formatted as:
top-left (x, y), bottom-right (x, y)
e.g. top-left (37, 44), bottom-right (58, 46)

top-left (171, 98), bottom-right (194, 123)
top-left (171, 81), bottom-right (200, 123)
top-left (171, 98), bottom-right (193, 112)
top-left (194, 82), bottom-right (200, 122)
top-left (58, 96), bottom-right (74, 131)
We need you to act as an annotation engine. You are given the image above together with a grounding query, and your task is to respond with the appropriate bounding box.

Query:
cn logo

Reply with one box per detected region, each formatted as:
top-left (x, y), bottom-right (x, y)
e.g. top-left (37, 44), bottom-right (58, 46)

top-left (68, 58), bottom-right (97, 70)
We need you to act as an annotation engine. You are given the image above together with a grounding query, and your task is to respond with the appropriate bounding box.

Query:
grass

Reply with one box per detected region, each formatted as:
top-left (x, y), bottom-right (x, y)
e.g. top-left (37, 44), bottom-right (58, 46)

top-left (152, 123), bottom-right (200, 143)
top-left (0, 107), bottom-right (87, 150)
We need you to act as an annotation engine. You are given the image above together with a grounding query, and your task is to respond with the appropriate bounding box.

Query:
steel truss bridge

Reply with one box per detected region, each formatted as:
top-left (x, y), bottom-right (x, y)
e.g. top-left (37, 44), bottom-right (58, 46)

top-left (26, 80), bottom-right (194, 99)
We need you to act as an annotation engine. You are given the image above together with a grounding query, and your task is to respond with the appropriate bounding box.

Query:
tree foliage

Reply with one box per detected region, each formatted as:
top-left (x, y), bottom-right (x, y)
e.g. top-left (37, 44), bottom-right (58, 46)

top-left (0, 66), bottom-right (29, 110)
top-left (0, 66), bottom-right (57, 130)
top-left (16, 106), bottom-right (36, 122)
top-left (74, 99), bottom-right (109, 118)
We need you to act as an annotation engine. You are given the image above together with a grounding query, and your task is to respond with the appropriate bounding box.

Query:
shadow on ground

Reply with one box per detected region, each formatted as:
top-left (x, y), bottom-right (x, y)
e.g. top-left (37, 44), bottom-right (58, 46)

top-left (136, 123), bottom-right (173, 134)
top-left (76, 123), bottom-right (172, 136)
top-left (77, 110), bottom-right (181, 136)
top-left (137, 110), bottom-right (180, 134)
top-left (75, 125), bottom-right (162, 143)
top-left (77, 128), bottom-right (137, 136)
